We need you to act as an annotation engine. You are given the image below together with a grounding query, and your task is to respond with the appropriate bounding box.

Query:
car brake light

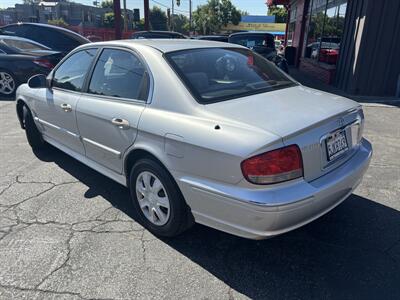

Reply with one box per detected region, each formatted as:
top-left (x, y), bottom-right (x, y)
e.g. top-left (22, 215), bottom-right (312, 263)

top-left (33, 59), bottom-right (54, 69)
top-left (241, 145), bottom-right (303, 185)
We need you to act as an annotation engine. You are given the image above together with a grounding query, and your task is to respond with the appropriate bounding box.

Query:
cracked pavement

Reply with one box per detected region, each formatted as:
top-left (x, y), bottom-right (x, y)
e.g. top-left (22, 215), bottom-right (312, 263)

top-left (0, 99), bottom-right (399, 299)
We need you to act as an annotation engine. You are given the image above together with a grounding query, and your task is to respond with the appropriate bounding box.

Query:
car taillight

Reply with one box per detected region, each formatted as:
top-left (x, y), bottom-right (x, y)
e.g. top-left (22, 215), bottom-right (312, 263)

top-left (33, 59), bottom-right (54, 69)
top-left (241, 145), bottom-right (303, 185)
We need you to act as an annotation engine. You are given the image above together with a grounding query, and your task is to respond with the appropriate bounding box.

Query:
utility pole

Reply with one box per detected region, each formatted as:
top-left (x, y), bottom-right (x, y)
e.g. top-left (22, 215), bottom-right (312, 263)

top-left (123, 0), bottom-right (128, 32)
top-left (171, 0), bottom-right (174, 31)
top-left (113, 0), bottom-right (122, 39)
top-left (144, 0), bottom-right (150, 30)
top-left (189, 0), bottom-right (192, 34)
top-left (167, 8), bottom-right (171, 31)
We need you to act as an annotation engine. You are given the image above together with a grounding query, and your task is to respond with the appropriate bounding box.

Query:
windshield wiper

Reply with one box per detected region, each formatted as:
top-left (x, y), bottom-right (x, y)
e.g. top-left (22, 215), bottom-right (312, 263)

top-left (245, 80), bottom-right (277, 90)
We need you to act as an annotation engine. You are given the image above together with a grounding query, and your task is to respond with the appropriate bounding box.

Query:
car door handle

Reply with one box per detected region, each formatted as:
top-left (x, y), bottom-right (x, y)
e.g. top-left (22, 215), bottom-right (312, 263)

top-left (60, 103), bottom-right (72, 112)
top-left (111, 118), bottom-right (130, 129)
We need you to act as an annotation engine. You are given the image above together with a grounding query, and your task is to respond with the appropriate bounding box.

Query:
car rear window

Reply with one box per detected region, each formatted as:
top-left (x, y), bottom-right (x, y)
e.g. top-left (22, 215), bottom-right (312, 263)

top-left (165, 47), bottom-right (296, 104)
top-left (1, 38), bottom-right (49, 52)
top-left (229, 34), bottom-right (275, 49)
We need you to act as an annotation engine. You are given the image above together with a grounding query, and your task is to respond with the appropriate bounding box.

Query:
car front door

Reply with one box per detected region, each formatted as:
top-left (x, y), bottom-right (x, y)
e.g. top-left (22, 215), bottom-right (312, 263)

top-left (76, 47), bottom-right (149, 173)
top-left (33, 48), bottom-right (97, 155)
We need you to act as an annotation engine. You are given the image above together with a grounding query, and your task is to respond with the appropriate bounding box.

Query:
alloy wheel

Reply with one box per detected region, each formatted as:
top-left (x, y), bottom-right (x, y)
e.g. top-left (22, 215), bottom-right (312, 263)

top-left (0, 72), bottom-right (15, 95)
top-left (136, 171), bottom-right (171, 226)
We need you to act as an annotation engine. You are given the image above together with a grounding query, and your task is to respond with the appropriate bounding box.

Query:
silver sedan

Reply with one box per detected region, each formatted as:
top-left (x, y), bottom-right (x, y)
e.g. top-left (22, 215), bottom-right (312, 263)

top-left (15, 40), bottom-right (372, 239)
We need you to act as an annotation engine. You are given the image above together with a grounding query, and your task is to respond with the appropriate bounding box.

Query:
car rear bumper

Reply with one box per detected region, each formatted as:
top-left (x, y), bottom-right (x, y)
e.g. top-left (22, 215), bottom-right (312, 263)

top-left (175, 139), bottom-right (372, 239)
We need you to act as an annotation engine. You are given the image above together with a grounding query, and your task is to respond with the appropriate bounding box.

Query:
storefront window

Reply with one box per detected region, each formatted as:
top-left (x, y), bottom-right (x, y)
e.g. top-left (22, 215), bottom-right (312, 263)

top-left (304, 0), bottom-right (347, 65)
top-left (287, 4), bottom-right (297, 46)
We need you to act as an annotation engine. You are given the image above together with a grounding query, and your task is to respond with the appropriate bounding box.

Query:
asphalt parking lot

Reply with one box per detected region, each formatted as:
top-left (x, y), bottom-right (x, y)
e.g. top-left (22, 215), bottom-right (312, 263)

top-left (0, 98), bottom-right (399, 300)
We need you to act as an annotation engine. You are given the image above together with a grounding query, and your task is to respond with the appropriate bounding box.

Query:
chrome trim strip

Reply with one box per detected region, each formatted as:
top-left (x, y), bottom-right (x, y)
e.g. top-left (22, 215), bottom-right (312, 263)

top-left (79, 92), bottom-right (147, 105)
top-left (82, 137), bottom-right (121, 157)
top-left (52, 87), bottom-right (82, 96)
top-left (35, 117), bottom-right (80, 138)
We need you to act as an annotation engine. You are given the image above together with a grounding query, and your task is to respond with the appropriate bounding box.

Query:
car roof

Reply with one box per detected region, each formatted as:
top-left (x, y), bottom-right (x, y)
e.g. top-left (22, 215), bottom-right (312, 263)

top-left (84, 39), bottom-right (243, 53)
top-left (133, 30), bottom-right (184, 35)
top-left (1, 22), bottom-right (90, 43)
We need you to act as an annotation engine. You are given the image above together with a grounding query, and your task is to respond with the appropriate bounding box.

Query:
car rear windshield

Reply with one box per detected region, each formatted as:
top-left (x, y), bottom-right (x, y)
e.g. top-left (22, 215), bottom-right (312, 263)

top-left (165, 48), bottom-right (296, 104)
top-left (229, 34), bottom-right (275, 49)
top-left (1, 38), bottom-right (49, 52)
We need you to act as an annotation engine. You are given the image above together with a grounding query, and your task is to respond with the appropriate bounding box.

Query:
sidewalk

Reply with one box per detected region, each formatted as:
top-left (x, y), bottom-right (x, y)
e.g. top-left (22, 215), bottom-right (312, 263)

top-left (288, 67), bottom-right (400, 107)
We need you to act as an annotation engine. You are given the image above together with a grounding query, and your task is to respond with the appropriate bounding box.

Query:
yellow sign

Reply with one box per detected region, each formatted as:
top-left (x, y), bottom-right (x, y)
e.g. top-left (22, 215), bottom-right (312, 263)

top-left (223, 22), bottom-right (286, 32)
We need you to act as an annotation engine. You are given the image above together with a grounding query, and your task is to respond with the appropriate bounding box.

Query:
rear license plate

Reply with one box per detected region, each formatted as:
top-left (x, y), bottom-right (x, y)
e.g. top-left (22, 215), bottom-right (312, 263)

top-left (326, 130), bottom-right (348, 161)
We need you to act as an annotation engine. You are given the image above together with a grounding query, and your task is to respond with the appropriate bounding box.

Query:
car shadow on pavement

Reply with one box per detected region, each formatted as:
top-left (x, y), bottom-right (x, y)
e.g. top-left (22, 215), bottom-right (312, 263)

top-left (33, 146), bottom-right (400, 300)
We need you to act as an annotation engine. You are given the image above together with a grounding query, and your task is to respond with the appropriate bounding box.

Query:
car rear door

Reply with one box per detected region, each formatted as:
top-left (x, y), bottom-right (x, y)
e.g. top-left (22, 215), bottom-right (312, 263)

top-left (76, 47), bottom-right (150, 173)
top-left (33, 48), bottom-right (98, 155)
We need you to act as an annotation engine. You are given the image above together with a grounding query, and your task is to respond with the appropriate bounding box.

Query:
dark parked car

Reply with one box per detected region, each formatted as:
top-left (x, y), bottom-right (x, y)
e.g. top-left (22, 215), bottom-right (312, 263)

top-left (229, 32), bottom-right (289, 73)
top-left (131, 31), bottom-right (187, 39)
top-left (196, 35), bottom-right (229, 42)
top-left (0, 35), bottom-right (61, 96)
top-left (0, 23), bottom-right (89, 55)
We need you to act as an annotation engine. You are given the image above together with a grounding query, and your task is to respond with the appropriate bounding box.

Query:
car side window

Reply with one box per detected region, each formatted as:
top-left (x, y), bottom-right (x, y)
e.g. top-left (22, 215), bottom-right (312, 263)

top-left (88, 48), bottom-right (148, 101)
top-left (52, 48), bottom-right (97, 92)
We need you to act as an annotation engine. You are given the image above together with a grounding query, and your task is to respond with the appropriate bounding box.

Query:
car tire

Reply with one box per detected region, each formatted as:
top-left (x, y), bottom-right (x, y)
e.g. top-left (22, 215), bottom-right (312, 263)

top-left (0, 69), bottom-right (18, 98)
top-left (129, 158), bottom-right (193, 237)
top-left (23, 105), bottom-right (46, 150)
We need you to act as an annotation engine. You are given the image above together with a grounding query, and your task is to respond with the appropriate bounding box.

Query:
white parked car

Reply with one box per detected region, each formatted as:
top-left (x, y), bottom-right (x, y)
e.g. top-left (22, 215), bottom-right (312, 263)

top-left (16, 40), bottom-right (372, 239)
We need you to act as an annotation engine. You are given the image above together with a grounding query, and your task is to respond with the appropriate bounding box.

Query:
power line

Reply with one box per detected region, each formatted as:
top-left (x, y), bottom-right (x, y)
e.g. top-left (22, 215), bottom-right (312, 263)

top-left (150, 0), bottom-right (190, 13)
top-left (150, 0), bottom-right (170, 9)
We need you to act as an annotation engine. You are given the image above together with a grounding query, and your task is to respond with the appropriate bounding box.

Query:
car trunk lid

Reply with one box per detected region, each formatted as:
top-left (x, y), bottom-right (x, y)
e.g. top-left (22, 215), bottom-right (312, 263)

top-left (204, 85), bottom-right (362, 182)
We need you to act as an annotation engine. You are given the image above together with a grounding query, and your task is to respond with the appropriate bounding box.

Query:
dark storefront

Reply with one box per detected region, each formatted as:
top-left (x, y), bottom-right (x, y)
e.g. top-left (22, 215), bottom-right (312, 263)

top-left (270, 0), bottom-right (400, 98)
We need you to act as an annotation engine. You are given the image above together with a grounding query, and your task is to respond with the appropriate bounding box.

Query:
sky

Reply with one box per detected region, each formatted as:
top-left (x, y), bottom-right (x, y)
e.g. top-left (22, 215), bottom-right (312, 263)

top-left (0, 0), bottom-right (269, 17)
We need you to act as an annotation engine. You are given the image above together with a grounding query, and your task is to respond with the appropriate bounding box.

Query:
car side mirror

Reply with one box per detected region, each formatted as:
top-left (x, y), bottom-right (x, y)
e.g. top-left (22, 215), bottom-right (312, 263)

top-left (28, 74), bottom-right (47, 89)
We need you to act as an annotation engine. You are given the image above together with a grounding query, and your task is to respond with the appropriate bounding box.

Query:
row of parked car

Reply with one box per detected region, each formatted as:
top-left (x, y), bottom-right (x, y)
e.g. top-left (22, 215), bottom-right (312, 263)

top-left (0, 23), bottom-right (288, 97)
top-left (0, 23), bottom-right (90, 97)
top-left (132, 30), bottom-right (289, 74)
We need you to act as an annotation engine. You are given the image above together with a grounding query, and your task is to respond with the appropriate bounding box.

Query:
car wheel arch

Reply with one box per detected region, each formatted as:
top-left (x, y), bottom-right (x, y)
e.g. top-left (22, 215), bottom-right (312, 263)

top-left (124, 148), bottom-right (170, 181)
top-left (16, 99), bottom-right (27, 129)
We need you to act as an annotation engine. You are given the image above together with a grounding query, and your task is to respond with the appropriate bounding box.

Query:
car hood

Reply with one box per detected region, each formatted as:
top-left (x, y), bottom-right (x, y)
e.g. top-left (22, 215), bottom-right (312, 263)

top-left (204, 85), bottom-right (360, 138)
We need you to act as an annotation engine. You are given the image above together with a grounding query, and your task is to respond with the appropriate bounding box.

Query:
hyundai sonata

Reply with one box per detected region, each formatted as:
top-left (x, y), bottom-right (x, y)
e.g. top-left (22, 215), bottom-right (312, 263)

top-left (15, 40), bottom-right (372, 239)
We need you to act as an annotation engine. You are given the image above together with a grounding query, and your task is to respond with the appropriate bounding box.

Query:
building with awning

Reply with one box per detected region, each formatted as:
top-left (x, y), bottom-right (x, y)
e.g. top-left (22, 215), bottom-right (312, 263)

top-left (268, 0), bottom-right (400, 98)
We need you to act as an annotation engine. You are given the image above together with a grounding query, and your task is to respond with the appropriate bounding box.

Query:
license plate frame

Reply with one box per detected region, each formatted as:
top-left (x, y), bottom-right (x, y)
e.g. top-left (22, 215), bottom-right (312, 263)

top-left (325, 129), bottom-right (348, 161)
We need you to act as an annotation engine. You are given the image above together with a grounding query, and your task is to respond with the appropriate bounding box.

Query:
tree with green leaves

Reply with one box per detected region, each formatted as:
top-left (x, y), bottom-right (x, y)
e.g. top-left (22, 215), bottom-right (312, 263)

top-left (171, 14), bottom-right (190, 34)
top-left (149, 6), bottom-right (168, 31)
top-left (267, 5), bottom-right (287, 23)
top-left (48, 18), bottom-right (69, 27)
top-left (101, 0), bottom-right (113, 9)
top-left (103, 12), bottom-right (125, 28)
top-left (103, 12), bottom-right (115, 28)
top-left (193, 0), bottom-right (242, 34)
